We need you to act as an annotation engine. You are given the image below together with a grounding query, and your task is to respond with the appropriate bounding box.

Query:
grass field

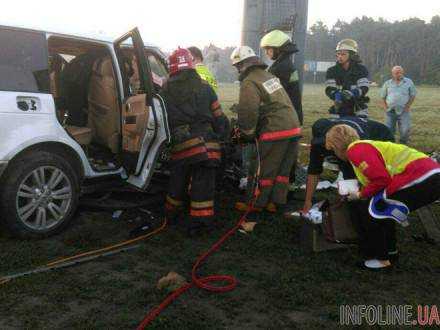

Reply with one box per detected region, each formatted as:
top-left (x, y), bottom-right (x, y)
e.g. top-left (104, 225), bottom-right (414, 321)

top-left (0, 84), bottom-right (439, 329)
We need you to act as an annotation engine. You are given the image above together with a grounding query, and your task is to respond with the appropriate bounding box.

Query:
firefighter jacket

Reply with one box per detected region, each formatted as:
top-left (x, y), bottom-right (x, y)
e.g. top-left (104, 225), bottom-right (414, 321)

top-left (347, 140), bottom-right (440, 198)
top-left (268, 42), bottom-right (303, 125)
top-left (325, 61), bottom-right (370, 116)
top-left (162, 70), bottom-right (228, 165)
top-left (236, 63), bottom-right (301, 142)
top-left (195, 63), bottom-right (218, 92)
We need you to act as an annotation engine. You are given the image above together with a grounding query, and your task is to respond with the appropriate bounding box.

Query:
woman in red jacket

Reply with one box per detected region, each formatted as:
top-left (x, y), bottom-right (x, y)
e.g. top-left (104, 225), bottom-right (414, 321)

top-left (325, 124), bottom-right (440, 269)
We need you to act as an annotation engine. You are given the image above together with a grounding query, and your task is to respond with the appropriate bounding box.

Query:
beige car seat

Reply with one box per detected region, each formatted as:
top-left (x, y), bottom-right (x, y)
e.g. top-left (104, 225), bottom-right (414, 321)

top-left (87, 56), bottom-right (120, 153)
top-left (49, 55), bottom-right (92, 146)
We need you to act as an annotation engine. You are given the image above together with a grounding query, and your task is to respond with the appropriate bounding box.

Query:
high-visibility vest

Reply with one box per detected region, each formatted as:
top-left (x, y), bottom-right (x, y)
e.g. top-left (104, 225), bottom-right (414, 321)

top-left (348, 140), bottom-right (428, 186)
top-left (195, 64), bottom-right (218, 92)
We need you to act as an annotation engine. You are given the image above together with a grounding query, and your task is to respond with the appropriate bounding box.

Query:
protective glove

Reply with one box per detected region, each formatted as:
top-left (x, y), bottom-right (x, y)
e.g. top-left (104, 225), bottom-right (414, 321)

top-left (333, 90), bottom-right (343, 103)
top-left (350, 87), bottom-right (361, 98)
top-left (347, 190), bottom-right (361, 201)
top-left (341, 90), bottom-right (354, 101)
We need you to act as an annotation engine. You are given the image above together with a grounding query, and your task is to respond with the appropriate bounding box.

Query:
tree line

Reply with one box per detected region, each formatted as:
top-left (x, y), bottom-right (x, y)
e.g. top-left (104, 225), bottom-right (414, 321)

top-left (203, 15), bottom-right (440, 85)
top-left (305, 16), bottom-right (440, 85)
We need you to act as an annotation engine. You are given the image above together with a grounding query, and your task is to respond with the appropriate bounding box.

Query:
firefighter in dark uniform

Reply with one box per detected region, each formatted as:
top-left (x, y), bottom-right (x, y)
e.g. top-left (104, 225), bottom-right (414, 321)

top-left (260, 29), bottom-right (303, 187)
top-left (325, 39), bottom-right (370, 118)
top-left (230, 46), bottom-right (301, 214)
top-left (163, 48), bottom-right (229, 234)
top-left (260, 29), bottom-right (303, 125)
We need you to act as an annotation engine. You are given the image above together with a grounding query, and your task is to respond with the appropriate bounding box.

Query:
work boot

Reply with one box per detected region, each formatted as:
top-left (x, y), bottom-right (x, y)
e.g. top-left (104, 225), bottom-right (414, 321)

top-left (235, 201), bottom-right (262, 213)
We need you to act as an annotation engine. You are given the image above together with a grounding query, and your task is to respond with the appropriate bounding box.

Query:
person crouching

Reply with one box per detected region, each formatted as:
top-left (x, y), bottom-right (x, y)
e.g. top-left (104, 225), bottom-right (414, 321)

top-left (325, 124), bottom-right (440, 270)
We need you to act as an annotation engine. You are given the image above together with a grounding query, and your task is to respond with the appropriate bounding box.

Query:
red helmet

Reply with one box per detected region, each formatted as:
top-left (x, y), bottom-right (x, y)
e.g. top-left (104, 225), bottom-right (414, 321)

top-left (168, 47), bottom-right (194, 76)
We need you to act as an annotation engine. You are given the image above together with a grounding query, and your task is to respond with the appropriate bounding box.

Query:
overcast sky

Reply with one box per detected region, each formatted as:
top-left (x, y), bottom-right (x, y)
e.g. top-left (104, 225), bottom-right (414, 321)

top-left (1, 0), bottom-right (439, 51)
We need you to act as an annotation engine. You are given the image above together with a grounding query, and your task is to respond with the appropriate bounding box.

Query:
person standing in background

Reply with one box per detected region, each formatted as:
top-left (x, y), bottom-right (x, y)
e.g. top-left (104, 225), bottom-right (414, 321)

top-left (188, 46), bottom-right (218, 93)
top-left (380, 66), bottom-right (417, 145)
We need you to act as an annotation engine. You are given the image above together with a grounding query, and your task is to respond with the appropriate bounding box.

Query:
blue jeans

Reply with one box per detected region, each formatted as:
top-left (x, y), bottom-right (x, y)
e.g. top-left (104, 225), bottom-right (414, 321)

top-left (385, 109), bottom-right (411, 144)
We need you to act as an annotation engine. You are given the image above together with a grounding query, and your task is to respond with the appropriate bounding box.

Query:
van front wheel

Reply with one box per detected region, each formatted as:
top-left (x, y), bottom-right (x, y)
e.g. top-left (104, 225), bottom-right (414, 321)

top-left (0, 151), bottom-right (80, 239)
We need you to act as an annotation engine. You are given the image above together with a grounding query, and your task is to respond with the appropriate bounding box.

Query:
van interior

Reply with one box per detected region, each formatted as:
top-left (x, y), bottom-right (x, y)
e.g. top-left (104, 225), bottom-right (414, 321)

top-left (47, 36), bottom-right (149, 172)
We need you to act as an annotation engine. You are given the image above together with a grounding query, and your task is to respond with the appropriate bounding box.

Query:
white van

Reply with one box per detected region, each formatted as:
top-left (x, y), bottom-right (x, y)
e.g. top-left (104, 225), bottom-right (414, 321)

top-left (0, 25), bottom-right (170, 238)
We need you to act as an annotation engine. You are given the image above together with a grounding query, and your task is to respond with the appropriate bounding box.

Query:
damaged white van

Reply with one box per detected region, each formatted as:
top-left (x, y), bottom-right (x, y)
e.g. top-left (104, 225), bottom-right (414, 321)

top-left (0, 25), bottom-right (170, 238)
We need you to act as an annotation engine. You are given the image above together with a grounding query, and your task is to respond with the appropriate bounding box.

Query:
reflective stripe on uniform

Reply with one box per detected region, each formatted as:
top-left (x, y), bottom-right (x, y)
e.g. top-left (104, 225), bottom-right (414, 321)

top-left (357, 77), bottom-right (370, 88)
top-left (206, 142), bottom-right (221, 150)
top-left (190, 208), bottom-right (214, 217)
top-left (166, 195), bottom-right (183, 206)
top-left (325, 79), bottom-right (337, 87)
top-left (259, 179), bottom-right (274, 187)
top-left (275, 176), bottom-right (289, 184)
top-left (206, 142), bottom-right (221, 159)
top-left (259, 127), bottom-right (301, 141)
top-left (207, 151), bottom-right (221, 159)
top-left (165, 195), bottom-right (183, 211)
top-left (171, 137), bottom-right (204, 153)
top-left (171, 146), bottom-right (208, 160)
top-left (191, 200), bottom-right (214, 209)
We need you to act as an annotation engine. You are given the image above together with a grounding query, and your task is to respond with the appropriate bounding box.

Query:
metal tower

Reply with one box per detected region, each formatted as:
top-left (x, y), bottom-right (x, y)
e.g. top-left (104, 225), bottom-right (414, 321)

top-left (242, 0), bottom-right (308, 89)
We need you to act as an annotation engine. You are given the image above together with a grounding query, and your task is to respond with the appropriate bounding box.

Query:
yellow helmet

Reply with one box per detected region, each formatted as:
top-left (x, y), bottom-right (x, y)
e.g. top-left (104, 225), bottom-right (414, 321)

top-left (336, 39), bottom-right (358, 53)
top-left (260, 30), bottom-right (291, 48)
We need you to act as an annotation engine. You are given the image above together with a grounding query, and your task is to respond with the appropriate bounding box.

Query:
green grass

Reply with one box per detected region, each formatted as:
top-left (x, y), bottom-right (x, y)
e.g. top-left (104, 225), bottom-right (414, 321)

top-left (0, 84), bottom-right (439, 329)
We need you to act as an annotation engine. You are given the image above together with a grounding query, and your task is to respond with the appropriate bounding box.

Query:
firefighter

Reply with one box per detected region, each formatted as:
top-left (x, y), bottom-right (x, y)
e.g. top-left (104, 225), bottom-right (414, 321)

top-left (325, 39), bottom-right (370, 118)
top-left (230, 46), bottom-right (301, 214)
top-left (162, 48), bottom-right (229, 235)
top-left (260, 29), bottom-right (303, 125)
top-left (260, 29), bottom-right (302, 189)
top-left (188, 46), bottom-right (218, 92)
top-left (325, 124), bottom-right (440, 269)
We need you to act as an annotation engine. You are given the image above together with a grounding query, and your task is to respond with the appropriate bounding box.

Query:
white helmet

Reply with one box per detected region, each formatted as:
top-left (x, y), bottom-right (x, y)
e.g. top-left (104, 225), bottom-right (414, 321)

top-left (230, 46), bottom-right (257, 65)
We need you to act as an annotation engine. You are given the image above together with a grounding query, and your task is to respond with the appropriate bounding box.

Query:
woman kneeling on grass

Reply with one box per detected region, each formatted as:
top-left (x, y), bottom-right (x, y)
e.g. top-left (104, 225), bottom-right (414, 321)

top-left (325, 124), bottom-right (440, 270)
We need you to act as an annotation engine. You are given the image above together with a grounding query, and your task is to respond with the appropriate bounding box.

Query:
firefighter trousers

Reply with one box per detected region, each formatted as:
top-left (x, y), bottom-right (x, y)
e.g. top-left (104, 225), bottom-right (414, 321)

top-left (246, 138), bottom-right (298, 208)
top-left (165, 161), bottom-right (216, 225)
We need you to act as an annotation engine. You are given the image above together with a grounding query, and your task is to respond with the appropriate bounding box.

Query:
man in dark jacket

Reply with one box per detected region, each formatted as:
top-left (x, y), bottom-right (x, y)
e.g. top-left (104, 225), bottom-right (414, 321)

top-left (230, 46), bottom-right (301, 214)
top-left (325, 39), bottom-right (370, 118)
top-left (163, 48), bottom-right (229, 234)
top-left (260, 29), bottom-right (303, 125)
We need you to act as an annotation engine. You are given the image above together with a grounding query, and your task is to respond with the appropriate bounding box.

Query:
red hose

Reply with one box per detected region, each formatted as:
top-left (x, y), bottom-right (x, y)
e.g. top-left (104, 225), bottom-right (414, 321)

top-left (136, 211), bottom-right (248, 329)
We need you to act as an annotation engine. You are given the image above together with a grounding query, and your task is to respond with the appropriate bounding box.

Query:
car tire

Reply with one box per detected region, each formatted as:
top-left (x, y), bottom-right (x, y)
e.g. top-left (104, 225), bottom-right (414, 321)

top-left (0, 151), bottom-right (80, 239)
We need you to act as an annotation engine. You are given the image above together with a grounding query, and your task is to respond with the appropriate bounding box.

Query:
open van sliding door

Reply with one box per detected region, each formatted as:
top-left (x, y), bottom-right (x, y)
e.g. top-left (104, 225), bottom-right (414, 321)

top-left (113, 28), bottom-right (169, 190)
